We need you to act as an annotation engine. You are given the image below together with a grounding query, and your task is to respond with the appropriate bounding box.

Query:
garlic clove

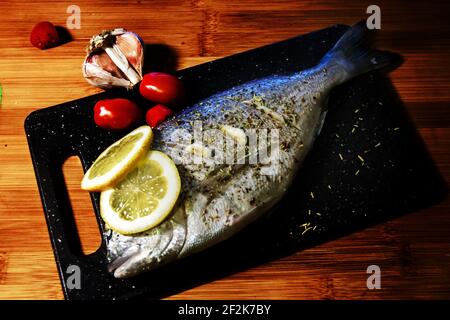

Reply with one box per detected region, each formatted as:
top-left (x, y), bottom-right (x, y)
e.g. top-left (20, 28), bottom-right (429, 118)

top-left (116, 32), bottom-right (144, 79)
top-left (82, 28), bottom-right (144, 90)
top-left (83, 56), bottom-right (131, 89)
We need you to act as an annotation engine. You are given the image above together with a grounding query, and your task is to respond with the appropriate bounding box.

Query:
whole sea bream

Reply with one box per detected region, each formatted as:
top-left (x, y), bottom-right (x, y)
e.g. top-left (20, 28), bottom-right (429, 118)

top-left (106, 21), bottom-right (401, 278)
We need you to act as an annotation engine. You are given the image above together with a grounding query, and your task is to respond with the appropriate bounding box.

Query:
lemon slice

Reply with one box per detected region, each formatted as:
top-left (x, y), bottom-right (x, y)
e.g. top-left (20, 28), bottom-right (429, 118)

top-left (100, 150), bottom-right (181, 235)
top-left (81, 126), bottom-right (153, 191)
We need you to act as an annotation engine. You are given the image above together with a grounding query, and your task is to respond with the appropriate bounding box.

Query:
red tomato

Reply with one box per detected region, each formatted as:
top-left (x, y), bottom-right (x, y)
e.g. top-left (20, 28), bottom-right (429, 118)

top-left (30, 21), bottom-right (60, 50)
top-left (145, 104), bottom-right (174, 128)
top-left (139, 72), bottom-right (185, 106)
top-left (93, 98), bottom-right (142, 130)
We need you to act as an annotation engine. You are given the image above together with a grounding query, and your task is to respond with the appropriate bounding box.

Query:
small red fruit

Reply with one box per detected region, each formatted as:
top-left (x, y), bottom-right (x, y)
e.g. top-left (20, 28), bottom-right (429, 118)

top-left (94, 98), bottom-right (142, 130)
top-left (30, 21), bottom-right (60, 50)
top-left (145, 104), bottom-right (174, 128)
top-left (139, 72), bottom-right (185, 106)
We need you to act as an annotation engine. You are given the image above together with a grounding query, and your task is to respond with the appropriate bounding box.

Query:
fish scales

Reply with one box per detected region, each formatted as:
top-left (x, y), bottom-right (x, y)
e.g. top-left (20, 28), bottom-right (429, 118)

top-left (105, 21), bottom-right (401, 278)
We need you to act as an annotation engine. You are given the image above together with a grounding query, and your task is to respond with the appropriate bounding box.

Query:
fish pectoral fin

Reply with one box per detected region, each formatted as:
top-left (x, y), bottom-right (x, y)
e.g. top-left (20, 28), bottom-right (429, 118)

top-left (315, 110), bottom-right (328, 138)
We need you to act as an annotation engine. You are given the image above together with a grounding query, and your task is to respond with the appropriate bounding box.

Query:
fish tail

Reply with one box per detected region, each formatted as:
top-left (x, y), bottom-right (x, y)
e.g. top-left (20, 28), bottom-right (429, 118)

top-left (320, 20), bottom-right (403, 82)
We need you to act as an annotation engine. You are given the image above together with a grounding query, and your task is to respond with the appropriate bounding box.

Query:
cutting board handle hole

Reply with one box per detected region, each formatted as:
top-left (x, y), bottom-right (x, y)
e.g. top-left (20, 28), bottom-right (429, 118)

top-left (62, 156), bottom-right (102, 255)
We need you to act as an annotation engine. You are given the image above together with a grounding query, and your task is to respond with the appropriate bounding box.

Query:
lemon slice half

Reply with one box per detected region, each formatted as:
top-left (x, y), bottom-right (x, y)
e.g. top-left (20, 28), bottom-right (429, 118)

top-left (81, 125), bottom-right (153, 191)
top-left (100, 150), bottom-right (181, 235)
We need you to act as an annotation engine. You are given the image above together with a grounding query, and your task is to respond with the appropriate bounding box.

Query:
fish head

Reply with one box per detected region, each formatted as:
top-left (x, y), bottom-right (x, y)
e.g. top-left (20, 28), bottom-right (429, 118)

top-left (106, 205), bottom-right (187, 278)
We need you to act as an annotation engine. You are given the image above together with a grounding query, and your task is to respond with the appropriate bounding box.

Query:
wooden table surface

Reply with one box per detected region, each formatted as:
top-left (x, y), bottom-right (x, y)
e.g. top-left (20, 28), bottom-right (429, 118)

top-left (0, 0), bottom-right (449, 300)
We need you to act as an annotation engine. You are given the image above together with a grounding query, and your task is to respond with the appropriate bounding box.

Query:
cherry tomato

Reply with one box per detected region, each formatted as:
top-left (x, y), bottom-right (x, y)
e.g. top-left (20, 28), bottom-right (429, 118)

top-left (30, 21), bottom-right (60, 50)
top-left (139, 72), bottom-right (185, 106)
top-left (145, 104), bottom-right (174, 128)
top-left (93, 98), bottom-right (142, 130)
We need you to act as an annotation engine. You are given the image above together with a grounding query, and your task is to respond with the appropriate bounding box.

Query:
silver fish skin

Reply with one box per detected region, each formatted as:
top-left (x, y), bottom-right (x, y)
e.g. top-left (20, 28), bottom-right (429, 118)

top-left (105, 21), bottom-right (400, 278)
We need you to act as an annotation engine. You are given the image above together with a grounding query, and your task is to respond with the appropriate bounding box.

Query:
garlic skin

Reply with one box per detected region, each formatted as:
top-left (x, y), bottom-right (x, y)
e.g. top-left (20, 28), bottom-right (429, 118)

top-left (82, 28), bottom-right (144, 90)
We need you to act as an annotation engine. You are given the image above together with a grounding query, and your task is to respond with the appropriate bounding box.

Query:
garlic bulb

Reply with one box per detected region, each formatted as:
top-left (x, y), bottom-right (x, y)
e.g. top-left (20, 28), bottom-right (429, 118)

top-left (82, 28), bottom-right (144, 89)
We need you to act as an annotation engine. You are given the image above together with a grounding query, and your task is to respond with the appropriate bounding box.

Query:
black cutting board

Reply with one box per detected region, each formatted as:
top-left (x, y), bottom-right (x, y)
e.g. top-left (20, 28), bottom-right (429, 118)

top-left (24, 24), bottom-right (446, 300)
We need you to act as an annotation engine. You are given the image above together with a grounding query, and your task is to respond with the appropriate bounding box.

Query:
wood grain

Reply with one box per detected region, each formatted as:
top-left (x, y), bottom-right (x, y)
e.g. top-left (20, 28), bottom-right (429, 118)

top-left (0, 0), bottom-right (449, 300)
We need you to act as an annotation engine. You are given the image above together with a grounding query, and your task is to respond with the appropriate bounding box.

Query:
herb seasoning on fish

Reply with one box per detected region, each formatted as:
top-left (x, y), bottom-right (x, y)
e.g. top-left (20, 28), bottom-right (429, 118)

top-left (106, 21), bottom-right (402, 278)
